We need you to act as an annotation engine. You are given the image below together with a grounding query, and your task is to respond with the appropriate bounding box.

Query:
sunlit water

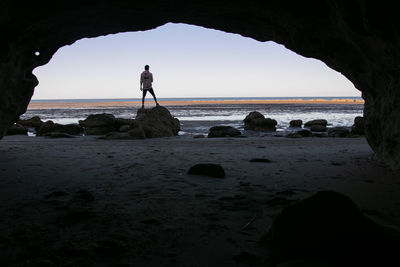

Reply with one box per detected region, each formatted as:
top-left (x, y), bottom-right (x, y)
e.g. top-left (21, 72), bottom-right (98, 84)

top-left (22, 103), bottom-right (363, 136)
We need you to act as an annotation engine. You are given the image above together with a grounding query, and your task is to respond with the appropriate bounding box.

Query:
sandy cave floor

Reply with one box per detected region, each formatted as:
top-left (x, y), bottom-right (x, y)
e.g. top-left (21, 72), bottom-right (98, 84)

top-left (0, 135), bottom-right (399, 266)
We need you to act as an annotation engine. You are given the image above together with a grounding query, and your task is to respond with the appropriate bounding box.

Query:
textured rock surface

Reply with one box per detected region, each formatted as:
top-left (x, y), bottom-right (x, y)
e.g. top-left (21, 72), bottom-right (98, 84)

top-left (304, 119), bottom-right (328, 128)
top-left (136, 106), bottom-right (180, 138)
top-left (1, 1), bottom-right (400, 169)
top-left (208, 126), bottom-right (241, 138)
top-left (264, 191), bottom-right (400, 266)
top-left (289, 120), bottom-right (302, 128)
top-left (244, 111), bottom-right (277, 132)
top-left (36, 121), bottom-right (82, 136)
top-left (6, 124), bottom-right (28, 135)
top-left (351, 116), bottom-right (365, 135)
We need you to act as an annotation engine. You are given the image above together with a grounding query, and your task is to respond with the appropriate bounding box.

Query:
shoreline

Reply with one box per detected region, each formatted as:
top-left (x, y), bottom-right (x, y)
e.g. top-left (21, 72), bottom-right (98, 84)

top-left (27, 98), bottom-right (364, 109)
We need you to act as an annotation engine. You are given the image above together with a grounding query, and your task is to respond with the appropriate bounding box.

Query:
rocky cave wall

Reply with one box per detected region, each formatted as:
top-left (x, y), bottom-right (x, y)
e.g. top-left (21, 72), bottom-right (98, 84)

top-left (1, 0), bottom-right (400, 170)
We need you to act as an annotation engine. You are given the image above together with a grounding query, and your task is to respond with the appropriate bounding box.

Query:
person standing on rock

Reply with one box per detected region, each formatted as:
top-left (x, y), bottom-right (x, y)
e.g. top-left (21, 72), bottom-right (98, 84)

top-left (140, 65), bottom-right (159, 109)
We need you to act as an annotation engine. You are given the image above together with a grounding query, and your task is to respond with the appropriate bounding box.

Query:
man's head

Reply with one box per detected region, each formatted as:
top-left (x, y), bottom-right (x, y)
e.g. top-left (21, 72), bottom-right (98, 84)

top-left (145, 65), bottom-right (149, 70)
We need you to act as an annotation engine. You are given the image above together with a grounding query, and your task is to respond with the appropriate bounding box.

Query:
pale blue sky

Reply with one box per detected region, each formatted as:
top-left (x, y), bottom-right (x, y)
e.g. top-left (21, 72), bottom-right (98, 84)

top-left (32, 23), bottom-right (360, 99)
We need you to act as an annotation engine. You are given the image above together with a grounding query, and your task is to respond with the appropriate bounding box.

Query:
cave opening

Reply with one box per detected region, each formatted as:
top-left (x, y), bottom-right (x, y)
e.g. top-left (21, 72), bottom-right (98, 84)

top-left (26, 23), bottom-right (362, 134)
top-left (2, 9), bottom-right (400, 265)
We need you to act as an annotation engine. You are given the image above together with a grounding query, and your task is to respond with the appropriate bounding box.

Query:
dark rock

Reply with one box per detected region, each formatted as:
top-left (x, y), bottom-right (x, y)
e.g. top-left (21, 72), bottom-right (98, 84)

top-left (128, 127), bottom-right (146, 139)
top-left (46, 132), bottom-right (75, 138)
top-left (136, 106), bottom-right (180, 138)
top-left (286, 129), bottom-right (312, 138)
top-left (351, 116), bottom-right (365, 135)
top-left (79, 113), bottom-right (116, 135)
top-left (328, 127), bottom-right (350, 137)
top-left (312, 132), bottom-right (327, 137)
top-left (119, 125), bottom-right (130, 132)
top-left (99, 132), bottom-right (131, 140)
top-left (263, 191), bottom-right (400, 266)
top-left (289, 120), bottom-right (302, 127)
top-left (193, 134), bottom-right (205, 138)
top-left (208, 126), bottom-right (241, 138)
top-left (79, 113), bottom-right (116, 128)
top-left (36, 121), bottom-right (82, 136)
top-left (249, 158), bottom-right (272, 163)
top-left (244, 111), bottom-right (277, 131)
top-left (115, 118), bottom-right (136, 128)
top-left (297, 129), bottom-right (313, 137)
top-left (17, 116), bottom-right (44, 128)
top-left (6, 123), bottom-right (28, 135)
top-left (188, 163), bottom-right (225, 178)
top-left (304, 119), bottom-right (328, 128)
top-left (309, 125), bottom-right (327, 132)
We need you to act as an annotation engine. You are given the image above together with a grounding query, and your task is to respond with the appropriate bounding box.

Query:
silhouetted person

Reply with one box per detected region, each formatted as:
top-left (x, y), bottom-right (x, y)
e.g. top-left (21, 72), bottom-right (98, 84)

top-left (140, 65), bottom-right (159, 109)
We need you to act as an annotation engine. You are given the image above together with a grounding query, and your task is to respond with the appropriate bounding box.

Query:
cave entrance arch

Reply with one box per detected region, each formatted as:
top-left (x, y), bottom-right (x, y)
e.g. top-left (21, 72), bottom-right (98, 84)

top-left (1, 1), bottom-right (399, 170)
top-left (28, 23), bottom-right (362, 134)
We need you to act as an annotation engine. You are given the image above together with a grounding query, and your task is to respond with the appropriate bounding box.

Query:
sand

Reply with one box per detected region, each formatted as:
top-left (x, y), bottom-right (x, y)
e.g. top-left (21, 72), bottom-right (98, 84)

top-left (27, 98), bottom-right (364, 109)
top-left (0, 135), bottom-right (398, 266)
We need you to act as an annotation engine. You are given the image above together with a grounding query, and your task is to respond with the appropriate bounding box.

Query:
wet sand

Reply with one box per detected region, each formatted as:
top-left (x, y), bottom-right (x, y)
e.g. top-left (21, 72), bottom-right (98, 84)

top-left (27, 98), bottom-right (364, 109)
top-left (0, 135), bottom-right (398, 266)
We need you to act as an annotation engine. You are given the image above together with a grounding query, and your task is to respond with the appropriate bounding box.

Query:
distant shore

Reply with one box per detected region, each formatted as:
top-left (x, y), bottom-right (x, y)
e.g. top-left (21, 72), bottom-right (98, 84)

top-left (28, 98), bottom-right (364, 109)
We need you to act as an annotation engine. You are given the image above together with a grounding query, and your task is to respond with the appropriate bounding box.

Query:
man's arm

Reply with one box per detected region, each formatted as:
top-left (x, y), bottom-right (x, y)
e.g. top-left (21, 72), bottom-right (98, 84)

top-left (140, 73), bottom-right (143, 91)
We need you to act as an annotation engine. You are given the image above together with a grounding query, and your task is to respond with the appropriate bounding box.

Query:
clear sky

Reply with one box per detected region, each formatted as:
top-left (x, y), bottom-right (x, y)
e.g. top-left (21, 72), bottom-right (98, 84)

top-left (32, 23), bottom-right (360, 100)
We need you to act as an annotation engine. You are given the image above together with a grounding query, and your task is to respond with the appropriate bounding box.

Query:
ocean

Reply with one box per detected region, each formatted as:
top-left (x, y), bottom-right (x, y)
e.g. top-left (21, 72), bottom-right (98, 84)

top-left (24, 97), bottom-right (364, 136)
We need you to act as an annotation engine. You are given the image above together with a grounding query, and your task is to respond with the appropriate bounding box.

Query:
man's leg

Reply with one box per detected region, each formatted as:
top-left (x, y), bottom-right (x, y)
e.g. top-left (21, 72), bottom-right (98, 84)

top-left (142, 89), bottom-right (147, 108)
top-left (148, 88), bottom-right (159, 106)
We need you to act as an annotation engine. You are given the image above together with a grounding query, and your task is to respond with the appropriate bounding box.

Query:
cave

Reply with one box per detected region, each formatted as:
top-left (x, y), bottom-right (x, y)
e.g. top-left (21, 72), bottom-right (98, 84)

top-left (1, 1), bottom-right (400, 266)
top-left (2, 1), bottom-right (400, 170)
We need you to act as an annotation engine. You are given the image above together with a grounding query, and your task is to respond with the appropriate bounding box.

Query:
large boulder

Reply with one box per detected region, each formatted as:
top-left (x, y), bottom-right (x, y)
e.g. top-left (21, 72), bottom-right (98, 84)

top-left (17, 116), bottom-right (44, 128)
top-left (351, 116), bottom-right (365, 135)
top-left (36, 121), bottom-right (82, 136)
top-left (244, 111), bottom-right (277, 132)
top-left (208, 126), bottom-right (241, 138)
top-left (6, 123), bottom-right (28, 135)
top-left (135, 106), bottom-right (180, 138)
top-left (79, 113), bottom-right (117, 135)
top-left (263, 191), bottom-right (400, 267)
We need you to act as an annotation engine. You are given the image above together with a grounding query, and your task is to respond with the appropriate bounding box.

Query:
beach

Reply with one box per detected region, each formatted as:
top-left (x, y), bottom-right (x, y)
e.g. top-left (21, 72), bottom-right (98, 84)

top-left (0, 134), bottom-right (398, 266)
top-left (27, 98), bottom-right (364, 109)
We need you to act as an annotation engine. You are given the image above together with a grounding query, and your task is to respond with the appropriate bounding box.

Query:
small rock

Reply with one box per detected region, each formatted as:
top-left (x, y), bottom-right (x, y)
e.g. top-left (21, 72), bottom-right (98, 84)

top-left (47, 132), bottom-right (75, 138)
top-left (249, 158), bottom-right (272, 163)
top-left (289, 120), bottom-right (303, 127)
top-left (328, 127), bottom-right (350, 137)
top-left (17, 116), bottom-right (44, 128)
top-left (304, 119), bottom-right (328, 127)
top-left (188, 163), bottom-right (225, 178)
top-left (193, 134), bottom-right (205, 138)
top-left (6, 123), bottom-right (28, 135)
top-left (208, 126), bottom-right (241, 138)
top-left (351, 116), bottom-right (365, 135)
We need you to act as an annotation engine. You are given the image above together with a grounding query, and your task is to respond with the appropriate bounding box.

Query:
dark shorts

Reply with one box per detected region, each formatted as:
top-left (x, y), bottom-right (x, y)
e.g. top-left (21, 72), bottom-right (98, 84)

top-left (143, 88), bottom-right (155, 96)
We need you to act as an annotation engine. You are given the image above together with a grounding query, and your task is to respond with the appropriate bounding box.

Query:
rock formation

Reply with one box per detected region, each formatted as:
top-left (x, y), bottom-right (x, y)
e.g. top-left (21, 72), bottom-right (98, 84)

top-left (208, 126), bottom-right (241, 138)
top-left (135, 106), bottom-right (180, 138)
top-left (351, 116), bottom-right (365, 135)
top-left (244, 111), bottom-right (277, 132)
top-left (264, 191), bottom-right (400, 267)
top-left (1, 1), bottom-right (400, 169)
